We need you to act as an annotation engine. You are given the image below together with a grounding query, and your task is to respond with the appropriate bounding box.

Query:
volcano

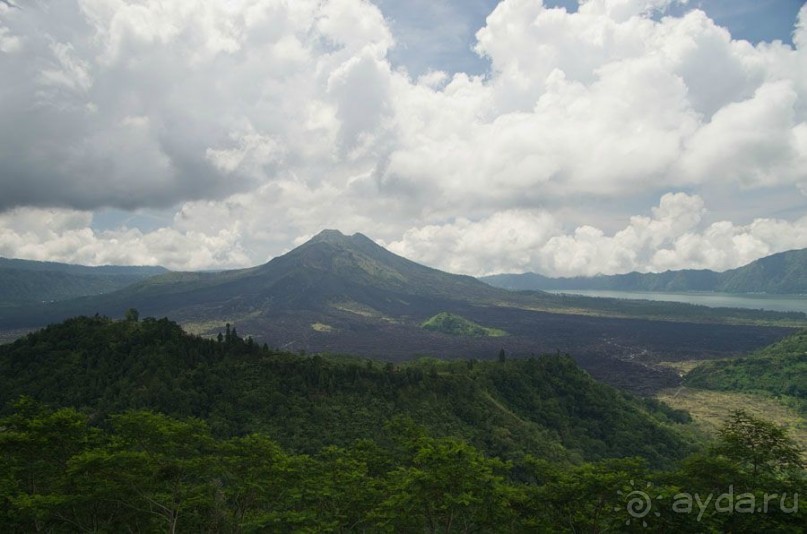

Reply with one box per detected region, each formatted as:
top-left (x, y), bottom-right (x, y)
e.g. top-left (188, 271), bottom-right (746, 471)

top-left (0, 229), bottom-right (795, 394)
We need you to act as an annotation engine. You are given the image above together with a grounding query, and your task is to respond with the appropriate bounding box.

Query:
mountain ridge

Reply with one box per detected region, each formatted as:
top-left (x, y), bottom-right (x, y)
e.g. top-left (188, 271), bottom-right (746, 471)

top-left (0, 257), bottom-right (168, 305)
top-left (481, 248), bottom-right (807, 294)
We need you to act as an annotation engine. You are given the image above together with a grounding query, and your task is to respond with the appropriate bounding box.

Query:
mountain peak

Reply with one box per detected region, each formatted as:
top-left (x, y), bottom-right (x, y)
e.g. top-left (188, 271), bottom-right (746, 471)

top-left (309, 229), bottom-right (348, 243)
top-left (307, 229), bottom-right (376, 248)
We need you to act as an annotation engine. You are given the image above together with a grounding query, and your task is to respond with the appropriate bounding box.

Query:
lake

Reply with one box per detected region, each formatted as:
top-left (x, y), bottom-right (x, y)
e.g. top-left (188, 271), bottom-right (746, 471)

top-left (545, 289), bottom-right (807, 315)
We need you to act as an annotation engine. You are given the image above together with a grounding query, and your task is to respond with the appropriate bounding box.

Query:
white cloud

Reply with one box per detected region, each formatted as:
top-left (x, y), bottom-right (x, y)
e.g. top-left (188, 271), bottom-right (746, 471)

top-left (0, 0), bottom-right (806, 276)
top-left (387, 209), bottom-right (562, 275)
top-left (679, 81), bottom-right (805, 188)
top-left (389, 193), bottom-right (807, 277)
top-left (0, 21), bottom-right (20, 54)
top-left (0, 207), bottom-right (250, 270)
top-left (0, 0), bottom-right (393, 210)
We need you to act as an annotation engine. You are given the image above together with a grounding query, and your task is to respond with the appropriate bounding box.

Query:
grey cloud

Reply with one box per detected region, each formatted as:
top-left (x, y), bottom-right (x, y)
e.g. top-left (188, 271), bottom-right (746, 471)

top-left (0, 0), bottom-right (377, 212)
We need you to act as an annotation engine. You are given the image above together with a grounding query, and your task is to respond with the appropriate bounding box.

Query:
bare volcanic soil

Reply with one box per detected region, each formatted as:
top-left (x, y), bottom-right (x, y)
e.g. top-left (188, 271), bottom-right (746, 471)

top-left (231, 303), bottom-right (792, 396)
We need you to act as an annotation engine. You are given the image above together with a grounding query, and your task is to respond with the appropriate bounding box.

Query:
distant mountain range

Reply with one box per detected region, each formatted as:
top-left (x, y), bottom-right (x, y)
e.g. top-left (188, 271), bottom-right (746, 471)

top-left (481, 249), bottom-right (807, 295)
top-left (0, 229), bottom-right (799, 395)
top-left (0, 257), bottom-right (168, 305)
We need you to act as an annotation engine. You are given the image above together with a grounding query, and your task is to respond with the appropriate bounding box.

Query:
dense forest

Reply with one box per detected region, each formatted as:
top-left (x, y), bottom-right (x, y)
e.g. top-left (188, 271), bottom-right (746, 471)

top-left (0, 315), bottom-right (805, 532)
top-left (0, 315), bottom-right (691, 465)
top-left (2, 401), bottom-right (804, 532)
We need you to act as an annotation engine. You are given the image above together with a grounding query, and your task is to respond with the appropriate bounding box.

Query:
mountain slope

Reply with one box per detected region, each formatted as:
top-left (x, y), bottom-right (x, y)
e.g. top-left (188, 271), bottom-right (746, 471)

top-left (0, 229), bottom-right (516, 335)
top-left (718, 249), bottom-right (807, 293)
top-left (481, 248), bottom-right (807, 294)
top-left (0, 257), bottom-right (168, 305)
top-left (684, 329), bottom-right (807, 413)
top-left (102, 229), bottom-right (503, 313)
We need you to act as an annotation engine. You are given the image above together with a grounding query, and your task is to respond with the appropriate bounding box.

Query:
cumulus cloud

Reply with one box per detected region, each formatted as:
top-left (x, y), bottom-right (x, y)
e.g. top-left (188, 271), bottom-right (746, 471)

top-left (3, 192), bottom-right (806, 276)
top-left (0, 207), bottom-right (251, 270)
top-left (388, 193), bottom-right (807, 277)
top-left (1, 0), bottom-right (806, 275)
top-left (0, 0), bottom-right (394, 210)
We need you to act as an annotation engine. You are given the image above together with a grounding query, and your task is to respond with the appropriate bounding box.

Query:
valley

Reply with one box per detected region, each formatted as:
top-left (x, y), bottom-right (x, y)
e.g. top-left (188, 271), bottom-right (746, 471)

top-left (656, 387), bottom-right (807, 451)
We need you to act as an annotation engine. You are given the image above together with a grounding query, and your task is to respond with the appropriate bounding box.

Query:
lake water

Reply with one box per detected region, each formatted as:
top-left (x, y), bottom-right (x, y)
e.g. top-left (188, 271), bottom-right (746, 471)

top-left (545, 289), bottom-right (807, 315)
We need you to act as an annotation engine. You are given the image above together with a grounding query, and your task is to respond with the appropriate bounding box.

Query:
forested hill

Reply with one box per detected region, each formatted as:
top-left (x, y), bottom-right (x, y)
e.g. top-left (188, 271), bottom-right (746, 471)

top-left (0, 257), bottom-right (167, 305)
top-left (685, 329), bottom-right (807, 413)
top-left (481, 248), bottom-right (807, 294)
top-left (2, 316), bottom-right (805, 532)
top-left (0, 314), bottom-right (692, 466)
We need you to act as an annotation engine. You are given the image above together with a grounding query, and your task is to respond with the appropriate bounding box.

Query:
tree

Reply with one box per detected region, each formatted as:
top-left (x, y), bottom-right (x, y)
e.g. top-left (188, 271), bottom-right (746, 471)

top-left (375, 435), bottom-right (517, 532)
top-left (125, 308), bottom-right (140, 322)
top-left (527, 457), bottom-right (654, 532)
top-left (90, 411), bottom-right (218, 533)
top-left (714, 410), bottom-right (804, 479)
top-left (0, 399), bottom-right (99, 531)
top-left (215, 434), bottom-right (298, 530)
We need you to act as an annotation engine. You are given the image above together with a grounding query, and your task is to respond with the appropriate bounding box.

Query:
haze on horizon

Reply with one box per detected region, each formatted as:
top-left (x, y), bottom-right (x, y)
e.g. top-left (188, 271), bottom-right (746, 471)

top-left (1, 0), bottom-right (807, 277)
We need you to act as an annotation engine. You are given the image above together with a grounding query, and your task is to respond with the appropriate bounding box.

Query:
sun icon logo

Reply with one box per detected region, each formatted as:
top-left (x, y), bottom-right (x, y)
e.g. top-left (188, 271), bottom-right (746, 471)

top-left (614, 480), bottom-right (663, 527)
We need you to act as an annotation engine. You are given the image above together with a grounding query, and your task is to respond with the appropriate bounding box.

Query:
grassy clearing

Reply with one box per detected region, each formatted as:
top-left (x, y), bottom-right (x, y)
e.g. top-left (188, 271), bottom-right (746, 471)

top-left (657, 360), bottom-right (716, 376)
top-left (656, 387), bottom-right (807, 453)
top-left (421, 312), bottom-right (507, 337)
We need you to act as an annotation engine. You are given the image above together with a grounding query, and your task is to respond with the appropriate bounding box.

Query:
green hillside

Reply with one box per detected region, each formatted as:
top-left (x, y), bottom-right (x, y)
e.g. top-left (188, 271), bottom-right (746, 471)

top-left (0, 315), bottom-right (691, 466)
top-left (421, 312), bottom-right (507, 337)
top-left (0, 257), bottom-right (167, 305)
top-left (718, 249), bottom-right (807, 293)
top-left (685, 329), bottom-right (807, 413)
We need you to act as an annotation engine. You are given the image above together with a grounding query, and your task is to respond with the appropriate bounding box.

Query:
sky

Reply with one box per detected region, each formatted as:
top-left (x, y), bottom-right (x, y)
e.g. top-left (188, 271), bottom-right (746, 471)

top-left (1, 0), bottom-right (807, 277)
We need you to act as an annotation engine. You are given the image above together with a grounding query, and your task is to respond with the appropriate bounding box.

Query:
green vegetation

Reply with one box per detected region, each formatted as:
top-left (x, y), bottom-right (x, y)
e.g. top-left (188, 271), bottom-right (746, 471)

top-left (0, 316), bottom-right (690, 465)
top-left (0, 258), bottom-right (166, 305)
top-left (657, 387), bottom-right (807, 451)
top-left (421, 312), bottom-right (507, 337)
top-left (685, 329), bottom-right (807, 414)
top-left (1, 315), bottom-right (805, 531)
top-left (1, 401), bottom-right (803, 532)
